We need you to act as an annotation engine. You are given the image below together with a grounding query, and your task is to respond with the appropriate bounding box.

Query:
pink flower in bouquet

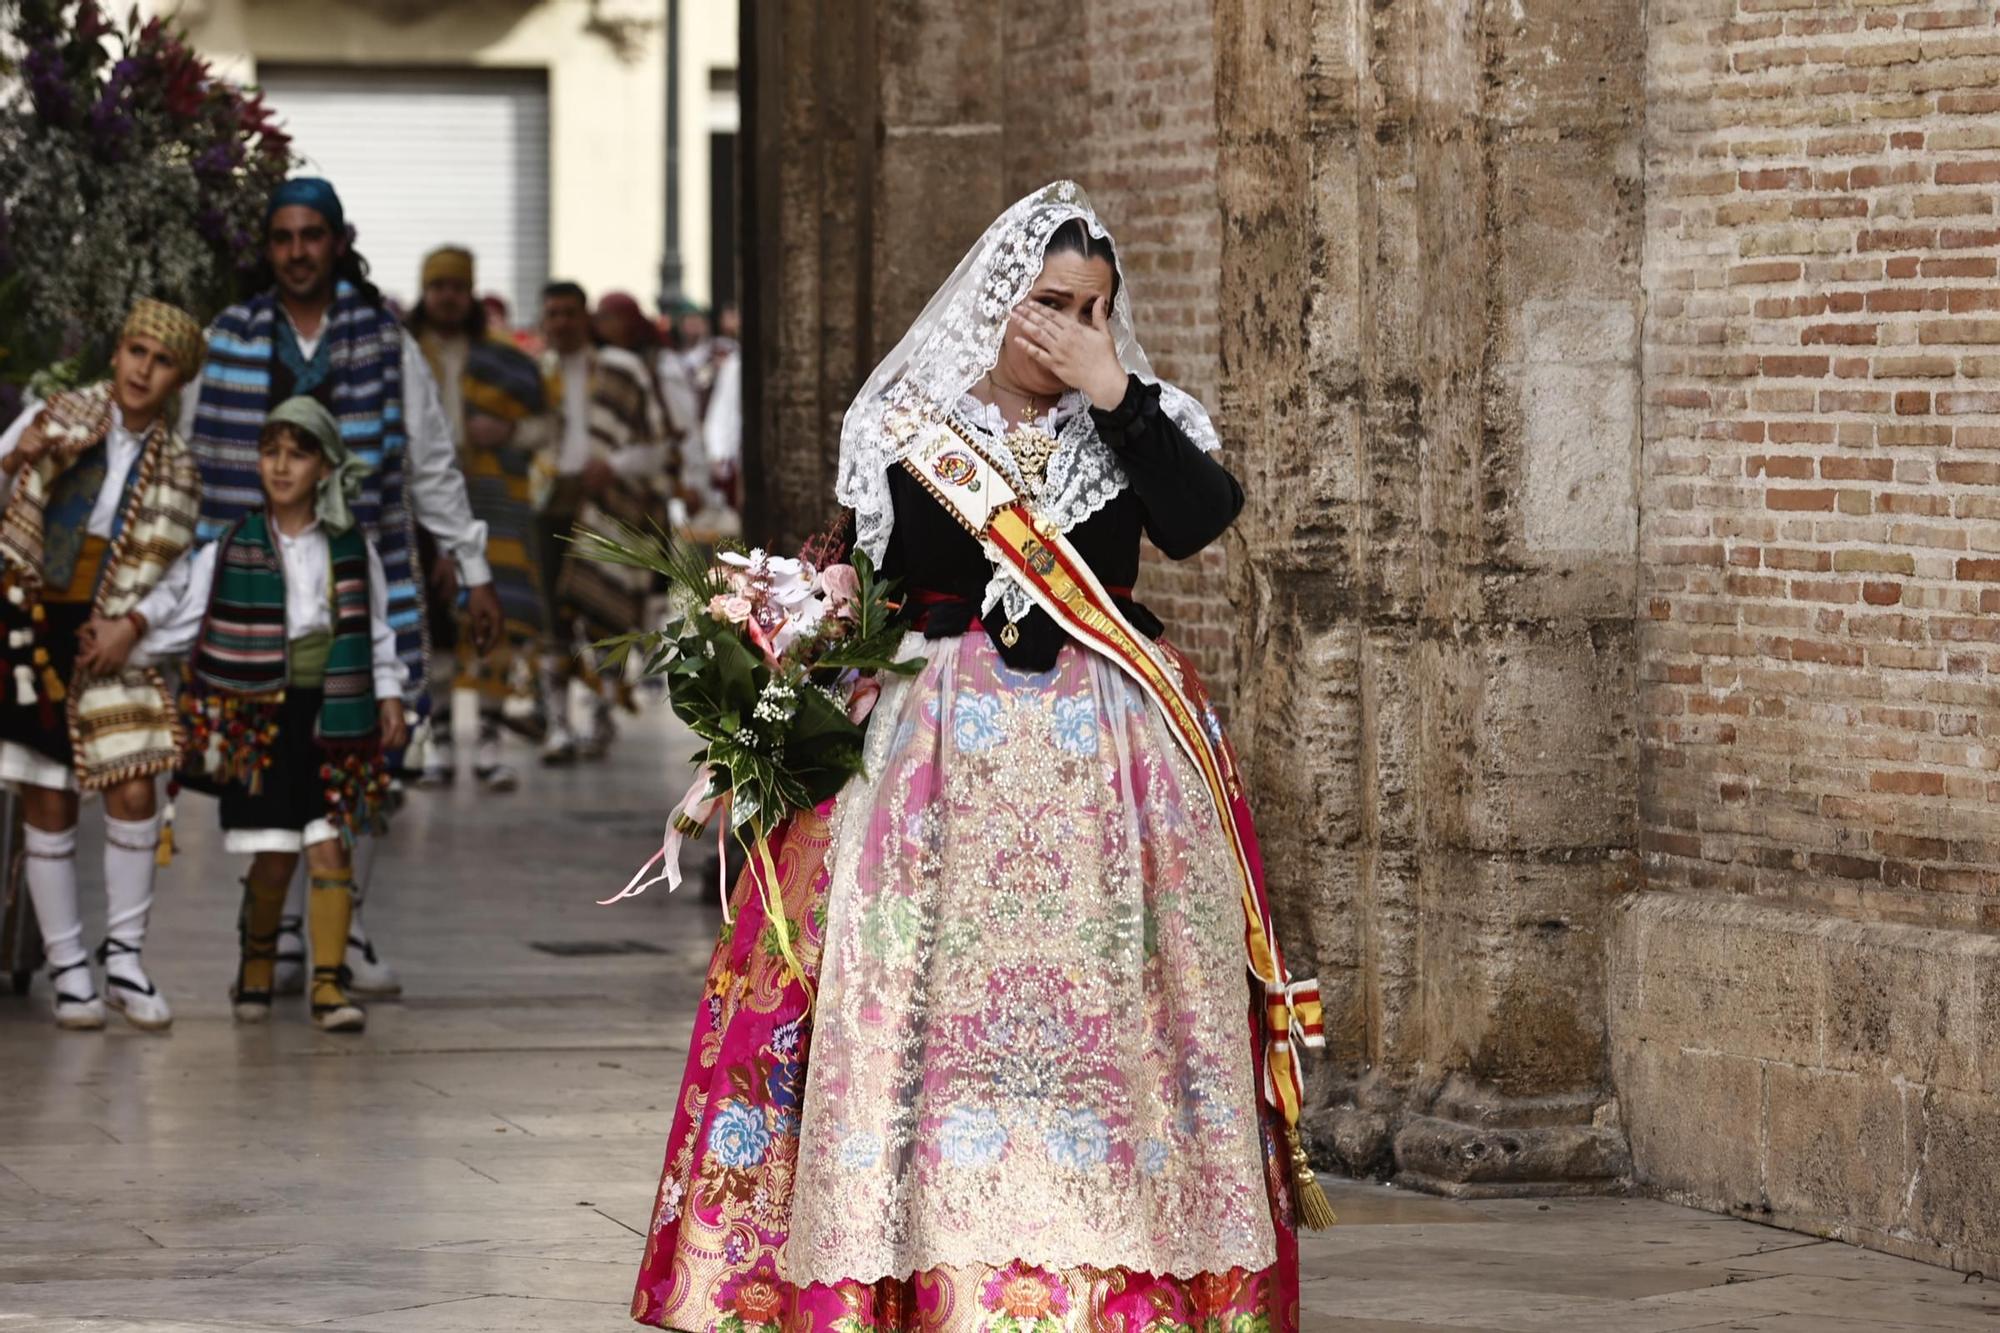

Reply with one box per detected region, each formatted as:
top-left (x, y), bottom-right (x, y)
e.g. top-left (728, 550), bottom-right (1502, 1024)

top-left (744, 616), bottom-right (780, 666)
top-left (709, 594), bottom-right (755, 625)
top-left (815, 563), bottom-right (860, 613)
top-left (845, 676), bottom-right (881, 723)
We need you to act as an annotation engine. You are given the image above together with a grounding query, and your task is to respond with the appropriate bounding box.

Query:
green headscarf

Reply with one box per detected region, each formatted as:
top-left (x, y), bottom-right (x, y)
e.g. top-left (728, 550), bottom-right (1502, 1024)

top-left (264, 396), bottom-right (371, 535)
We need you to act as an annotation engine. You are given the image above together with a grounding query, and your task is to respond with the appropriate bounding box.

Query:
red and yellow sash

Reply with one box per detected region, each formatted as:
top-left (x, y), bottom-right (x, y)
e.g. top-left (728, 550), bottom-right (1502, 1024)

top-left (900, 413), bottom-right (1334, 1227)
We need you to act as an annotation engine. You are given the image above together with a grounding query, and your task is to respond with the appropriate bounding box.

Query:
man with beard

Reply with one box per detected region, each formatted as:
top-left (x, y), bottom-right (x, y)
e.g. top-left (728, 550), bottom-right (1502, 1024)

top-left (407, 246), bottom-right (549, 793)
top-left (182, 177), bottom-right (499, 999)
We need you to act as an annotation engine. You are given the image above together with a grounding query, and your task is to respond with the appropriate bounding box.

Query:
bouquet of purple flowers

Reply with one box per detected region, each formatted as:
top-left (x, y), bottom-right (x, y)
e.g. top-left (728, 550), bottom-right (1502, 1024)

top-left (0, 1), bottom-right (295, 417)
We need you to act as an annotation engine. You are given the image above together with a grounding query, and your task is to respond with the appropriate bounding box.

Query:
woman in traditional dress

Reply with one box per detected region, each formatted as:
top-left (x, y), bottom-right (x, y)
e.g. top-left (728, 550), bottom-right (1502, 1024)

top-left (632, 181), bottom-right (1325, 1333)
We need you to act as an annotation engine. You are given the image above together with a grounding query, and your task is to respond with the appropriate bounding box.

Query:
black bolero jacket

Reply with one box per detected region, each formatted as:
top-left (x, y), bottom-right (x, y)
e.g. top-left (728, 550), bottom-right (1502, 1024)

top-left (878, 375), bottom-right (1243, 672)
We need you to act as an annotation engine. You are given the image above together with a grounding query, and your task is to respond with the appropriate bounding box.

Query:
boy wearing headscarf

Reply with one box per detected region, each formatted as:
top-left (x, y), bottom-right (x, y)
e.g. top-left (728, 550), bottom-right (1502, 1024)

top-left (181, 176), bottom-right (499, 998)
top-left (137, 396), bottom-right (408, 1033)
top-left (0, 299), bottom-right (206, 1031)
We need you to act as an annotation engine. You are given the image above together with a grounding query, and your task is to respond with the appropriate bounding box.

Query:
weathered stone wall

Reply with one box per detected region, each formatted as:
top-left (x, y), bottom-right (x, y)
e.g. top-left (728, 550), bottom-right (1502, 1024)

top-left (1213, 0), bottom-right (1642, 1190)
top-left (741, 0), bottom-right (1236, 692)
top-left (746, 0), bottom-right (2000, 1270)
top-left (1611, 893), bottom-right (2000, 1274)
top-left (1617, 0), bottom-right (2000, 1274)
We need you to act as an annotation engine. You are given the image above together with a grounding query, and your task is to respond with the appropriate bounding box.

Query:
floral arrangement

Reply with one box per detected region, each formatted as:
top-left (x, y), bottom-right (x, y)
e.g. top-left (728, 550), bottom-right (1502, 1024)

top-left (0, 1), bottom-right (296, 417)
top-left (579, 522), bottom-right (916, 985)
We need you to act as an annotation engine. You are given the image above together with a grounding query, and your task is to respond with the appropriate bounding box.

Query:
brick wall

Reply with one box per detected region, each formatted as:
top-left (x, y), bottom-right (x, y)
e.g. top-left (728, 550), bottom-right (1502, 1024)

top-left (1004, 0), bottom-right (1234, 699)
top-left (748, 0), bottom-right (1237, 701)
top-left (1643, 2), bottom-right (2000, 929)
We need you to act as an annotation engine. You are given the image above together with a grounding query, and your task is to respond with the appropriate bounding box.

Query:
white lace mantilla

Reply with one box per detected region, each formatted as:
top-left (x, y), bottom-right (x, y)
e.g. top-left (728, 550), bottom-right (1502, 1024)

top-left (838, 179), bottom-right (1220, 573)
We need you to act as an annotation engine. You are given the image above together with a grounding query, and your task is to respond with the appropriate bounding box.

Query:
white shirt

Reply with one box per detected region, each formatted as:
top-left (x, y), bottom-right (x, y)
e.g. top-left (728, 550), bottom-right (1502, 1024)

top-left (178, 311), bottom-right (493, 586)
top-left (703, 351), bottom-right (742, 468)
top-left (429, 332), bottom-right (470, 440)
top-left (0, 401), bottom-right (153, 537)
top-left (657, 347), bottom-right (701, 448)
top-left (135, 520), bottom-right (408, 703)
top-left (557, 351), bottom-right (593, 476)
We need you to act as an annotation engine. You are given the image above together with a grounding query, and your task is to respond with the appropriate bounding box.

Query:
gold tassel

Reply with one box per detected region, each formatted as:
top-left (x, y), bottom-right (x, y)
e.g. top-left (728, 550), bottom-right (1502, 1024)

top-left (32, 647), bottom-right (63, 702)
top-left (1285, 1123), bottom-right (1338, 1231)
top-left (155, 802), bottom-right (175, 867)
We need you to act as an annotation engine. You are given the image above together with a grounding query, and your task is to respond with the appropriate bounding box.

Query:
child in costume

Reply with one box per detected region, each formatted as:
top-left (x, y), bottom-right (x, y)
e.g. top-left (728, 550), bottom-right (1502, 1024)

top-left (0, 299), bottom-right (206, 1031)
top-left (136, 396), bottom-right (407, 1032)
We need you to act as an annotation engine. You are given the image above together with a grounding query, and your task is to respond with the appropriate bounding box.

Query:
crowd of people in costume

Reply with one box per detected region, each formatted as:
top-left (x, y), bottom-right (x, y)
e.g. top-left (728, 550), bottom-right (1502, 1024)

top-left (5, 174), bottom-right (738, 1034)
top-left (8, 165), bottom-right (1324, 1332)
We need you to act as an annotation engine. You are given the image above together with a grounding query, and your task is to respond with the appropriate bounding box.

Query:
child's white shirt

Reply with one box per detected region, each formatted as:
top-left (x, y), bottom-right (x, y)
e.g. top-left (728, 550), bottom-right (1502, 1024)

top-left (134, 521), bottom-right (408, 702)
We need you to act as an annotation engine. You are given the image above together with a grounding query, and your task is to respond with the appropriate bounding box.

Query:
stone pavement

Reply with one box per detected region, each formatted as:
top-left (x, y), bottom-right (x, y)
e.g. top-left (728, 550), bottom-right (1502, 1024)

top-left (1, 706), bottom-right (1994, 1331)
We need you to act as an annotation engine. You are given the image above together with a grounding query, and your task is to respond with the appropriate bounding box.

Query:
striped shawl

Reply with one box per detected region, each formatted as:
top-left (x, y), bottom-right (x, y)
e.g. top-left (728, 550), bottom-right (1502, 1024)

top-left (0, 381), bottom-right (202, 789)
top-left (190, 512), bottom-right (378, 741)
top-left (541, 345), bottom-right (663, 638)
top-left (420, 329), bottom-right (547, 643)
top-left (189, 284), bottom-right (426, 694)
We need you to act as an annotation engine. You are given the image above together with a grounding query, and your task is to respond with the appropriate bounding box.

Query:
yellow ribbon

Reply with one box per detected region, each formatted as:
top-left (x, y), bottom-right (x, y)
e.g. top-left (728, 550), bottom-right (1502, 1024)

top-left (748, 823), bottom-right (814, 1007)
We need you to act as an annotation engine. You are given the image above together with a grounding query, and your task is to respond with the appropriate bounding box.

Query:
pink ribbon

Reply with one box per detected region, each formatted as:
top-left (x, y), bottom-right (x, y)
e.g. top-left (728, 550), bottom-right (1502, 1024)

top-left (597, 767), bottom-right (728, 914)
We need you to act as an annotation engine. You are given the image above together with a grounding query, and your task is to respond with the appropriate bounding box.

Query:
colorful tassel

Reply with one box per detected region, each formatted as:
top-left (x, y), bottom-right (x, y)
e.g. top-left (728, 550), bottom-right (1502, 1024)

top-left (35, 648), bottom-right (63, 702)
top-left (14, 664), bottom-right (35, 706)
top-left (1284, 1123), bottom-right (1338, 1231)
top-left (155, 799), bottom-right (175, 867)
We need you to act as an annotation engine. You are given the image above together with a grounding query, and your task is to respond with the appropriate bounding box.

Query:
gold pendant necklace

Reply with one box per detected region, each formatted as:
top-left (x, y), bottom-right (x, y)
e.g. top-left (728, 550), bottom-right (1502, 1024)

top-left (984, 377), bottom-right (1059, 490)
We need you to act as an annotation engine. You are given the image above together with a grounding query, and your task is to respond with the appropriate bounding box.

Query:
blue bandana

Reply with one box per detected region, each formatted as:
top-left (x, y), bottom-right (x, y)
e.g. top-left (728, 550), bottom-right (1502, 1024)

top-left (266, 176), bottom-right (345, 235)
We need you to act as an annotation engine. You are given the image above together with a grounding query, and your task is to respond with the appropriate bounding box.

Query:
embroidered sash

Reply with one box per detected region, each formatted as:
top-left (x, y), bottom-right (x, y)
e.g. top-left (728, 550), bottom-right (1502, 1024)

top-left (898, 416), bottom-right (1327, 1136)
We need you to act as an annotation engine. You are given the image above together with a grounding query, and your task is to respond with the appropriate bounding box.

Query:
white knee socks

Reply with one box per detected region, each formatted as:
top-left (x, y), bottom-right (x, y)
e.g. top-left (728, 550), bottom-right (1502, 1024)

top-left (22, 823), bottom-right (82, 970)
top-left (102, 812), bottom-right (162, 950)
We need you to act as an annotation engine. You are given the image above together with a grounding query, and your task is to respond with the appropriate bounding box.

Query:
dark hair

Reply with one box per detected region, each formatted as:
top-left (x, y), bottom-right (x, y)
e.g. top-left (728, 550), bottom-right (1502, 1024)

top-left (241, 241), bottom-right (384, 308)
top-left (257, 420), bottom-right (325, 457)
top-left (1043, 219), bottom-right (1120, 299)
top-left (542, 280), bottom-right (588, 308)
top-left (405, 291), bottom-right (489, 341)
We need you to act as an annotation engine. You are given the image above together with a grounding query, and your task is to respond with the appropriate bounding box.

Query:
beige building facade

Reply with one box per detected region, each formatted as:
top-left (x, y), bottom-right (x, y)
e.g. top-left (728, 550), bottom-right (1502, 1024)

top-left (147, 0), bottom-right (737, 316)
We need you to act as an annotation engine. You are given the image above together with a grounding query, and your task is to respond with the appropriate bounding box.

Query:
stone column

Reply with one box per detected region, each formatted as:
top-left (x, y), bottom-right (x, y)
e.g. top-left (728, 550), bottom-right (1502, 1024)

top-left (740, 0), bottom-right (875, 552)
top-left (1216, 0), bottom-right (1643, 1194)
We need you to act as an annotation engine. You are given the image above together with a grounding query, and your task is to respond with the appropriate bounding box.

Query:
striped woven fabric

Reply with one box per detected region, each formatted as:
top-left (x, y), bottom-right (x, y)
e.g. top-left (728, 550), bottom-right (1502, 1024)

top-left (190, 515), bottom-right (288, 698)
top-left (191, 512), bottom-right (378, 741)
top-left (188, 284), bottom-right (425, 692)
top-left (540, 344), bottom-right (664, 640)
top-left (0, 381), bottom-right (202, 789)
top-left (320, 526), bottom-right (376, 740)
top-left (423, 330), bottom-right (547, 644)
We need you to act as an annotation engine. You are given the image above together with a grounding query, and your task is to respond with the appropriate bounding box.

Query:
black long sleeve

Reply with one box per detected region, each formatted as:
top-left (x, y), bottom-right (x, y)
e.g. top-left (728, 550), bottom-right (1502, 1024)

top-left (1089, 375), bottom-right (1243, 559)
top-left (879, 381), bottom-right (1242, 670)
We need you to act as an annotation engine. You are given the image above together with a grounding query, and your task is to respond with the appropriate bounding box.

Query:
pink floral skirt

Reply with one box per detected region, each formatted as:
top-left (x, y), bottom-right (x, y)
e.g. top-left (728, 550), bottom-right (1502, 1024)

top-left (631, 641), bottom-right (1300, 1333)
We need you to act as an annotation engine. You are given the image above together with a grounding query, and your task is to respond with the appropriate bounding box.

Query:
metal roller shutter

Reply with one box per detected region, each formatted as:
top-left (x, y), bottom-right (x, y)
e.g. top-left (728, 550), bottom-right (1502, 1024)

top-left (255, 66), bottom-right (551, 320)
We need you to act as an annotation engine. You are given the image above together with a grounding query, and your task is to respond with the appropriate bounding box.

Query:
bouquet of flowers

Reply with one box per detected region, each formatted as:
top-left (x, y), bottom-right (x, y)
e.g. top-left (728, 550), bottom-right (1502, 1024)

top-left (576, 522), bottom-right (916, 986)
top-left (0, 1), bottom-right (296, 418)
